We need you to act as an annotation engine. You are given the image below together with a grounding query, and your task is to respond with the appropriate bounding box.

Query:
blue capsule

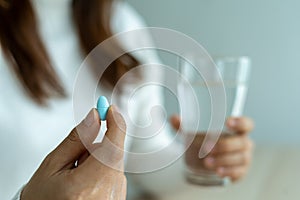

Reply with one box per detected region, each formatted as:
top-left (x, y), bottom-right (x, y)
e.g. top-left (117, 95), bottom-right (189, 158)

top-left (97, 96), bottom-right (110, 121)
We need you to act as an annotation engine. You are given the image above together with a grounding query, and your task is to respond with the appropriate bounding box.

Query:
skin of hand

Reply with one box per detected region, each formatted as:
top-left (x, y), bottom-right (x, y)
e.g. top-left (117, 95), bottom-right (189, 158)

top-left (21, 106), bottom-right (127, 200)
top-left (170, 115), bottom-right (254, 182)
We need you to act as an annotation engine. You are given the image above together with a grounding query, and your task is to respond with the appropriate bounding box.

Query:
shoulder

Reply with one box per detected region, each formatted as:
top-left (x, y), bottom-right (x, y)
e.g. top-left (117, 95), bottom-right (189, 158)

top-left (110, 1), bottom-right (147, 33)
top-left (110, 1), bottom-right (163, 78)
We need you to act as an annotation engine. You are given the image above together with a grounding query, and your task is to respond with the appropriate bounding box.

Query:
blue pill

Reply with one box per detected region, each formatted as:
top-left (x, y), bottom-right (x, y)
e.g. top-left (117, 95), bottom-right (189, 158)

top-left (97, 96), bottom-right (110, 121)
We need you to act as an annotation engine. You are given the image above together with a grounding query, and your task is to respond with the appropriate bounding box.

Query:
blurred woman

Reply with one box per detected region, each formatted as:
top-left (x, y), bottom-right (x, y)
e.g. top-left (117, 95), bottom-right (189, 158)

top-left (0, 0), bottom-right (254, 199)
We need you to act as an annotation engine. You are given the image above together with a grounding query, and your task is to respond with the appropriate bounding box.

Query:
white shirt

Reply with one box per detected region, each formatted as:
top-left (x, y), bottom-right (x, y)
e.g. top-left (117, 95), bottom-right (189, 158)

top-left (0, 1), bottom-right (183, 199)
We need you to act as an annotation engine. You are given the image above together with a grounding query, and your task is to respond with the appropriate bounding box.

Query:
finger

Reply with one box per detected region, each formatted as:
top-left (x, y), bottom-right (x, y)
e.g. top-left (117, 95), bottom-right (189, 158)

top-left (170, 114), bottom-right (181, 131)
top-left (77, 142), bottom-right (103, 166)
top-left (111, 174), bottom-right (127, 200)
top-left (105, 105), bottom-right (126, 149)
top-left (120, 176), bottom-right (127, 200)
top-left (211, 135), bottom-right (253, 154)
top-left (44, 109), bottom-right (100, 171)
top-left (77, 151), bottom-right (89, 166)
top-left (216, 166), bottom-right (248, 182)
top-left (204, 151), bottom-right (252, 169)
top-left (226, 117), bottom-right (254, 134)
top-left (79, 106), bottom-right (126, 174)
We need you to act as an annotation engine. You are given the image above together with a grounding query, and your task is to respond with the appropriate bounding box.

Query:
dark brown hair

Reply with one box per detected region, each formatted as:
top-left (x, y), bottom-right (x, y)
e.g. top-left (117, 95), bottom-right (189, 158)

top-left (0, 0), bottom-right (139, 105)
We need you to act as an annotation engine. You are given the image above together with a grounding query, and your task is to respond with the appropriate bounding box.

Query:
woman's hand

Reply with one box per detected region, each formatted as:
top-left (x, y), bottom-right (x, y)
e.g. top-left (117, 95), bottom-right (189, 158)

top-left (171, 116), bottom-right (254, 182)
top-left (21, 106), bottom-right (127, 200)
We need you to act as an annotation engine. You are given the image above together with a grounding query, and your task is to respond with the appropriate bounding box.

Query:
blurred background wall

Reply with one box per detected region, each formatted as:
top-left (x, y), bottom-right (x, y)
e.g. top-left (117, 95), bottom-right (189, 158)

top-left (126, 0), bottom-right (300, 144)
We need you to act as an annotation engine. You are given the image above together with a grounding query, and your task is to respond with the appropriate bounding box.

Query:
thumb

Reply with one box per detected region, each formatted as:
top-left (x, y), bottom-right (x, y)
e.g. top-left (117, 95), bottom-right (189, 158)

top-left (46, 109), bottom-right (100, 172)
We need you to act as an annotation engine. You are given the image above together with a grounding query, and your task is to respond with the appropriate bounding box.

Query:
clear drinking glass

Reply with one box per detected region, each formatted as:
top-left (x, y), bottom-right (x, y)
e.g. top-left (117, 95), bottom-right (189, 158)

top-left (178, 56), bottom-right (251, 186)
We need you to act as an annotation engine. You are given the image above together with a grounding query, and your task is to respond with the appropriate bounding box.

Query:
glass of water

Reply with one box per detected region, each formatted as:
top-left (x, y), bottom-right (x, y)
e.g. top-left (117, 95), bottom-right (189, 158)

top-left (178, 56), bottom-right (251, 186)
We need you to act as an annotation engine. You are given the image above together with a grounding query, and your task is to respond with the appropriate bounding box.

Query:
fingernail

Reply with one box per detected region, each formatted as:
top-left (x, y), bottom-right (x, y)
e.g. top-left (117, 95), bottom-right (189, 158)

top-left (228, 118), bottom-right (238, 128)
top-left (83, 110), bottom-right (95, 127)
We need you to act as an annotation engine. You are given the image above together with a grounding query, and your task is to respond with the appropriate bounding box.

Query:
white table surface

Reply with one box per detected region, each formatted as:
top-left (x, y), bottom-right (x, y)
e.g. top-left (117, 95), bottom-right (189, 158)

top-left (157, 145), bottom-right (300, 200)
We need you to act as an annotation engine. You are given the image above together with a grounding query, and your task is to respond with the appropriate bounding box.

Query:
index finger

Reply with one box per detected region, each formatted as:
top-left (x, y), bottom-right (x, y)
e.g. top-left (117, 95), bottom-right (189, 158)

top-left (211, 135), bottom-right (253, 154)
top-left (77, 106), bottom-right (126, 173)
top-left (105, 105), bottom-right (127, 149)
top-left (226, 117), bottom-right (254, 134)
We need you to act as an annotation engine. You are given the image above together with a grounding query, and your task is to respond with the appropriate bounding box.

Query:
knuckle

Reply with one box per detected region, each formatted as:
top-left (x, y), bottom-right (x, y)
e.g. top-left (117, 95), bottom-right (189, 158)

top-left (243, 138), bottom-right (254, 152)
top-left (67, 128), bottom-right (80, 144)
top-left (248, 139), bottom-right (255, 150)
top-left (241, 152), bottom-right (250, 165)
top-left (218, 140), bottom-right (231, 152)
